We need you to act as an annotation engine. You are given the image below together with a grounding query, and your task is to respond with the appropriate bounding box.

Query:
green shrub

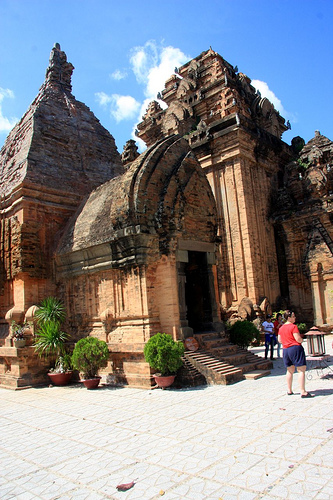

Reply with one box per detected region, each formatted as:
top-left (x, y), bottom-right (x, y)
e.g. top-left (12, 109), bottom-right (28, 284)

top-left (72, 336), bottom-right (109, 379)
top-left (144, 333), bottom-right (184, 376)
top-left (297, 323), bottom-right (307, 334)
top-left (272, 310), bottom-right (285, 320)
top-left (228, 320), bottom-right (260, 349)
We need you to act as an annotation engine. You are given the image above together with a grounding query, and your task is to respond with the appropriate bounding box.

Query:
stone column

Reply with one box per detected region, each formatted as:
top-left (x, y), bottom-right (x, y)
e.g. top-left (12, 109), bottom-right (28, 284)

top-left (311, 278), bottom-right (324, 325)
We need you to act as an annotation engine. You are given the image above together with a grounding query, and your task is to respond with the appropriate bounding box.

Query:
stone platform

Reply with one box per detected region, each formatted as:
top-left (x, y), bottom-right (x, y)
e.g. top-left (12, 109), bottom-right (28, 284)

top-left (1, 336), bottom-right (332, 499)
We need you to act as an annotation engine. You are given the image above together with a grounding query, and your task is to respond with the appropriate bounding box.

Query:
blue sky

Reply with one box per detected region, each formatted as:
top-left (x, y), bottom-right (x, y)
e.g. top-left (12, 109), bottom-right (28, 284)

top-left (0, 0), bottom-right (332, 154)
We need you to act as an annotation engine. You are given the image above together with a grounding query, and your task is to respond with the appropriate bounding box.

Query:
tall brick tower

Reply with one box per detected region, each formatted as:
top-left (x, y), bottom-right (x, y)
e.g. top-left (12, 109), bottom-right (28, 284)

top-left (0, 43), bottom-right (123, 342)
top-left (137, 48), bottom-right (293, 319)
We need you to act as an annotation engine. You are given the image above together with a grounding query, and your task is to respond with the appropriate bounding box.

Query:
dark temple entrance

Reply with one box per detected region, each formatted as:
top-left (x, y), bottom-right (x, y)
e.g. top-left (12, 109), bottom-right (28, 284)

top-left (184, 251), bottom-right (213, 332)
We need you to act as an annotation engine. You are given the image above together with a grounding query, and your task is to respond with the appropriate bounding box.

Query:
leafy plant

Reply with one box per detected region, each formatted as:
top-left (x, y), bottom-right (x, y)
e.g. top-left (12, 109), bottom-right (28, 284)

top-left (33, 297), bottom-right (71, 373)
top-left (11, 321), bottom-right (29, 340)
top-left (297, 322), bottom-right (307, 334)
top-left (35, 297), bottom-right (66, 325)
top-left (71, 336), bottom-right (109, 379)
top-left (144, 332), bottom-right (184, 376)
top-left (49, 353), bottom-right (73, 374)
top-left (34, 320), bottom-right (69, 358)
top-left (297, 158), bottom-right (311, 170)
top-left (228, 320), bottom-right (260, 349)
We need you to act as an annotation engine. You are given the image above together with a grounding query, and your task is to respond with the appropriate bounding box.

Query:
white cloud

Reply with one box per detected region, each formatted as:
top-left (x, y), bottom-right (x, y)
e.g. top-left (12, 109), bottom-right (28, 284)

top-left (138, 97), bottom-right (154, 122)
top-left (130, 40), bottom-right (159, 85)
top-left (128, 41), bottom-right (190, 152)
top-left (0, 87), bottom-right (18, 133)
top-left (111, 95), bottom-right (140, 122)
top-left (130, 41), bottom-right (189, 101)
top-left (96, 41), bottom-right (190, 151)
top-left (110, 69), bottom-right (127, 81)
top-left (95, 92), bottom-right (140, 122)
top-left (131, 126), bottom-right (146, 152)
top-left (95, 91), bottom-right (113, 107)
top-left (251, 79), bottom-right (286, 116)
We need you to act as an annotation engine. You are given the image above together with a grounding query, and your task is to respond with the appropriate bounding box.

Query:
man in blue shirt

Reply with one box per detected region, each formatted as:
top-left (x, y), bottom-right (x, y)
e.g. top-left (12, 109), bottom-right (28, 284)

top-left (262, 314), bottom-right (275, 360)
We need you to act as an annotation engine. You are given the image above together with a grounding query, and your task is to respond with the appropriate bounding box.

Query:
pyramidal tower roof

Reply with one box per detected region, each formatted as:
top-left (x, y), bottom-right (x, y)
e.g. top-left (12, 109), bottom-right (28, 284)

top-left (0, 43), bottom-right (122, 200)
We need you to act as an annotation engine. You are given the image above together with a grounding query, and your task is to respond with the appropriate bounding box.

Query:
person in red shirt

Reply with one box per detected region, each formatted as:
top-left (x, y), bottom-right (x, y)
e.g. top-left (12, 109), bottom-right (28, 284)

top-left (278, 310), bottom-right (313, 398)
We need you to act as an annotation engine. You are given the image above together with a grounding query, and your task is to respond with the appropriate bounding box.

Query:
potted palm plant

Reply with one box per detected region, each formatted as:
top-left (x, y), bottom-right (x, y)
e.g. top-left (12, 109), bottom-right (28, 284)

top-left (71, 336), bottom-right (109, 389)
top-left (144, 332), bottom-right (184, 388)
top-left (33, 297), bottom-right (73, 385)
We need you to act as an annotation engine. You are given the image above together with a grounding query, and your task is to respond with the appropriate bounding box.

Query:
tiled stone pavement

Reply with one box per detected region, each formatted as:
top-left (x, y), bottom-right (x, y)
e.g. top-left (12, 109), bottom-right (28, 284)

top-left (1, 336), bottom-right (332, 500)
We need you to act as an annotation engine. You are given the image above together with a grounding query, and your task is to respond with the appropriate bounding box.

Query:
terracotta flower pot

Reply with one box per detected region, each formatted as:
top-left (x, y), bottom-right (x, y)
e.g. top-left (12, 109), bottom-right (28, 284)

top-left (48, 371), bottom-right (73, 386)
top-left (153, 374), bottom-right (175, 389)
top-left (82, 377), bottom-right (101, 389)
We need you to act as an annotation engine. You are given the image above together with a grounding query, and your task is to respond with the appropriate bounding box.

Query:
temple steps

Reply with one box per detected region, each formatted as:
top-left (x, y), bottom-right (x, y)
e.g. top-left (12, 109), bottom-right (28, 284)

top-left (184, 350), bottom-right (243, 385)
top-left (176, 356), bottom-right (207, 387)
top-left (180, 332), bottom-right (272, 386)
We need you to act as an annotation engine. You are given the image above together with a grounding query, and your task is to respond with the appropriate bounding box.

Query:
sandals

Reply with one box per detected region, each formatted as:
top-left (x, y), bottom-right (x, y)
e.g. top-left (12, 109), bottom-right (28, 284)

top-left (287, 392), bottom-right (314, 398)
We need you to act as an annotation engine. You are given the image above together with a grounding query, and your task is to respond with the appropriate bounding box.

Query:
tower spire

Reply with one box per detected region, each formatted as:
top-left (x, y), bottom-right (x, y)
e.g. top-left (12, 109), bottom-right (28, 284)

top-left (45, 43), bottom-right (74, 91)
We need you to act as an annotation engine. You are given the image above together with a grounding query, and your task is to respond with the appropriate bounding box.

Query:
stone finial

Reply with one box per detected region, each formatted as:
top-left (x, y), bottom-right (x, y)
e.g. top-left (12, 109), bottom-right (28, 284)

top-left (121, 139), bottom-right (140, 166)
top-left (45, 43), bottom-right (74, 91)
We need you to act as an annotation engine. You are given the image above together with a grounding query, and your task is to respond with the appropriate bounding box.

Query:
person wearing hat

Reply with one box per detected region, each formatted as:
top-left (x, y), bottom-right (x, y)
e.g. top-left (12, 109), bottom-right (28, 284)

top-left (262, 314), bottom-right (275, 360)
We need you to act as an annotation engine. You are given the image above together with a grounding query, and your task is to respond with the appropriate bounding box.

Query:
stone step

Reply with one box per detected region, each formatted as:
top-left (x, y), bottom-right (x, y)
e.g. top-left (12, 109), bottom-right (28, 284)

top-left (184, 351), bottom-right (243, 385)
top-left (181, 335), bottom-right (272, 386)
top-left (219, 352), bottom-right (249, 366)
top-left (176, 357), bottom-right (207, 387)
top-left (209, 345), bottom-right (239, 356)
top-left (244, 370), bottom-right (271, 380)
top-left (193, 333), bottom-right (230, 350)
top-left (249, 359), bottom-right (273, 370)
top-left (234, 361), bottom-right (259, 374)
top-left (237, 349), bottom-right (273, 371)
top-left (214, 366), bottom-right (241, 374)
top-left (204, 361), bottom-right (230, 368)
top-left (193, 331), bottom-right (223, 341)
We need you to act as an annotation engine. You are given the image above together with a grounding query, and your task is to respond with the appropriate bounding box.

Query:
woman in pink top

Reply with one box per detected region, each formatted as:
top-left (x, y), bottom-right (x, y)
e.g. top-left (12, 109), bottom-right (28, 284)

top-left (278, 310), bottom-right (313, 398)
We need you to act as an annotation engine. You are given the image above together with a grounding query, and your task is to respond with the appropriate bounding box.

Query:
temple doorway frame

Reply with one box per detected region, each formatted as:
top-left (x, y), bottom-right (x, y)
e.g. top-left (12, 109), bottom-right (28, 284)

top-left (176, 240), bottom-right (221, 339)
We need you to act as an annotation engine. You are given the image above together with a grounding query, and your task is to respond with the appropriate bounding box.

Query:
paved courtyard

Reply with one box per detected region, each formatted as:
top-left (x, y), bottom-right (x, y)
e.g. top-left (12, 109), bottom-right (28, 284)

top-left (1, 336), bottom-right (333, 500)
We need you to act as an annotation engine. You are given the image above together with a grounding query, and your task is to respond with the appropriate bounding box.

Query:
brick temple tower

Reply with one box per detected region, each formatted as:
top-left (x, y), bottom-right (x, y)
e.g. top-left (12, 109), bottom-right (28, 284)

top-left (1, 45), bottom-right (332, 389)
top-left (137, 48), bottom-right (294, 319)
top-left (0, 44), bottom-right (122, 386)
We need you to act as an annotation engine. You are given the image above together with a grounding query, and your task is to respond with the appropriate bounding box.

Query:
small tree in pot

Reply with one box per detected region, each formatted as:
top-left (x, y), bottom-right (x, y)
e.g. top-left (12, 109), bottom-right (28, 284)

top-left (71, 336), bottom-right (109, 389)
top-left (33, 297), bottom-right (73, 385)
top-left (144, 332), bottom-right (184, 388)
